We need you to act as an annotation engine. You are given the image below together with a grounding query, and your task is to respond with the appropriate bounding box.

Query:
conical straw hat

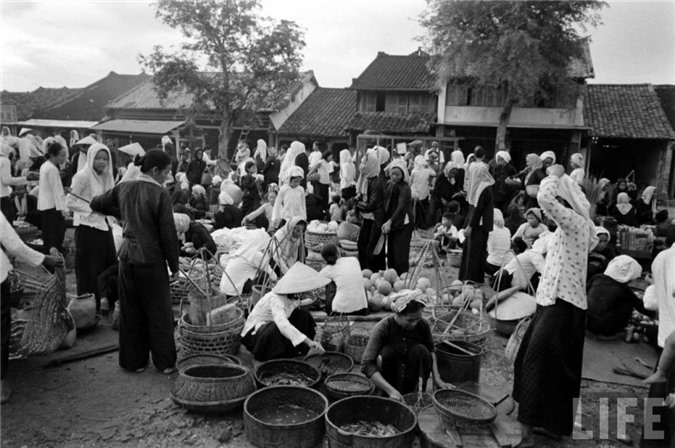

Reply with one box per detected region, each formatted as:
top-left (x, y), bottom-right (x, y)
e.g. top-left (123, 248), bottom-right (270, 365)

top-left (118, 142), bottom-right (145, 157)
top-left (75, 136), bottom-right (98, 147)
top-left (272, 262), bottom-right (330, 295)
top-left (488, 291), bottom-right (536, 321)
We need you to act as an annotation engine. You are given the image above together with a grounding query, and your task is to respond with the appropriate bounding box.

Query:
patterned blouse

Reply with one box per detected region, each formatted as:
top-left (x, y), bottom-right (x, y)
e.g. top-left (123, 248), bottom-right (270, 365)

top-left (535, 176), bottom-right (590, 310)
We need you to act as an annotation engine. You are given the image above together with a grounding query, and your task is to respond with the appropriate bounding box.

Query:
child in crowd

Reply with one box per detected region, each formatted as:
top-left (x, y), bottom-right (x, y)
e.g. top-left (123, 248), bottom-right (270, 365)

top-left (240, 160), bottom-right (263, 217)
top-left (512, 207), bottom-right (549, 249)
top-left (271, 166), bottom-right (307, 231)
top-left (242, 189), bottom-right (277, 231)
top-left (446, 200), bottom-right (465, 230)
top-left (433, 212), bottom-right (459, 252)
top-left (329, 195), bottom-right (343, 222)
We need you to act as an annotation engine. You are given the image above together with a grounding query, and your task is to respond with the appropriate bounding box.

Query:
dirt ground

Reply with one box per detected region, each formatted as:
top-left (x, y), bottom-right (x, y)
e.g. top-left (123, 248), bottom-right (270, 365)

top-left (0, 237), bottom-right (659, 448)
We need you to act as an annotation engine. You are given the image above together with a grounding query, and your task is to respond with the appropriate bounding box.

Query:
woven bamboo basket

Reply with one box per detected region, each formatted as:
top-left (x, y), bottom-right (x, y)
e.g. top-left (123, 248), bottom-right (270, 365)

top-left (304, 351), bottom-right (354, 379)
top-left (305, 230), bottom-right (339, 252)
top-left (340, 247), bottom-right (359, 258)
top-left (324, 373), bottom-right (373, 401)
top-left (178, 317), bottom-right (245, 357)
top-left (319, 315), bottom-right (350, 353)
top-left (344, 330), bottom-right (369, 364)
top-left (431, 309), bottom-right (491, 346)
top-left (170, 277), bottom-right (190, 305)
top-left (176, 353), bottom-right (241, 371)
top-left (254, 359), bottom-right (321, 389)
top-left (403, 392), bottom-right (433, 414)
top-left (179, 305), bottom-right (244, 334)
top-left (432, 388), bottom-right (497, 429)
top-left (171, 364), bottom-right (256, 413)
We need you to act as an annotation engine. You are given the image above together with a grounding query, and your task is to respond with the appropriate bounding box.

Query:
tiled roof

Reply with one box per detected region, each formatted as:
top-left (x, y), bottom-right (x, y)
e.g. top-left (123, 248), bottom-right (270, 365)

top-left (345, 111), bottom-right (436, 134)
top-left (584, 84), bottom-right (675, 139)
top-left (350, 50), bottom-right (435, 91)
top-left (1, 87), bottom-right (83, 121)
top-left (106, 78), bottom-right (199, 111)
top-left (654, 85), bottom-right (675, 133)
top-left (90, 119), bottom-right (185, 135)
top-left (278, 88), bottom-right (356, 138)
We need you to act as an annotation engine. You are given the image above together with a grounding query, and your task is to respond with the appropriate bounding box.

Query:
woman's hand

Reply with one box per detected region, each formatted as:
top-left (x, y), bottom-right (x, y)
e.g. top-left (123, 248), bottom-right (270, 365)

top-left (305, 340), bottom-right (325, 357)
top-left (388, 389), bottom-right (404, 402)
top-left (381, 220), bottom-right (392, 234)
top-left (42, 255), bottom-right (64, 268)
top-left (434, 378), bottom-right (454, 390)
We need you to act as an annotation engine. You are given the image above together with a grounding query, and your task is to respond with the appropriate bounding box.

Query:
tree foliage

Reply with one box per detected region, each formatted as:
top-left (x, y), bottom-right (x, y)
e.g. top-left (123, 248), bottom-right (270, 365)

top-left (139, 0), bottom-right (305, 159)
top-left (420, 0), bottom-right (605, 150)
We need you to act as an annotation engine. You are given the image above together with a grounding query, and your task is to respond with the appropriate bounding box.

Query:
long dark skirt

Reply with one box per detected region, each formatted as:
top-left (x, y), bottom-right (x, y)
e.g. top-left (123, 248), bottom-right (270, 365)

top-left (118, 261), bottom-right (176, 372)
top-left (241, 308), bottom-right (316, 361)
top-left (413, 198), bottom-right (429, 229)
top-left (312, 181), bottom-right (330, 210)
top-left (40, 208), bottom-right (66, 254)
top-left (387, 224), bottom-right (413, 276)
top-left (459, 227), bottom-right (489, 283)
top-left (380, 343), bottom-right (432, 395)
top-left (513, 300), bottom-right (586, 437)
top-left (357, 219), bottom-right (385, 273)
top-left (640, 351), bottom-right (675, 447)
top-left (1, 280), bottom-right (9, 380)
top-left (75, 225), bottom-right (117, 307)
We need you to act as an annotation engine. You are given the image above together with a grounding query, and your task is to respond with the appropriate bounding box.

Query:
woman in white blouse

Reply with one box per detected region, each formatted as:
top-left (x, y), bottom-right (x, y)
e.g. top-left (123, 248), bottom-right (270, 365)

top-left (66, 143), bottom-right (117, 311)
top-left (38, 140), bottom-right (69, 254)
top-left (241, 262), bottom-right (328, 361)
top-left (320, 243), bottom-right (368, 315)
top-left (512, 164), bottom-right (597, 446)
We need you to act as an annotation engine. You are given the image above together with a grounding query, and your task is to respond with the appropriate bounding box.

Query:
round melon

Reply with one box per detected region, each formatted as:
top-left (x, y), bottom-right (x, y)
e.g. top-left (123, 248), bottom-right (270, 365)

top-left (393, 280), bottom-right (405, 292)
top-left (370, 272), bottom-right (381, 283)
top-left (376, 280), bottom-right (393, 296)
top-left (400, 272), bottom-right (408, 281)
top-left (452, 296), bottom-right (464, 307)
top-left (382, 268), bottom-right (399, 284)
top-left (381, 295), bottom-right (391, 311)
top-left (362, 269), bottom-right (373, 279)
top-left (470, 299), bottom-right (482, 310)
top-left (369, 293), bottom-right (385, 312)
top-left (425, 288), bottom-right (436, 298)
top-left (416, 277), bottom-right (431, 291)
top-left (363, 278), bottom-right (373, 290)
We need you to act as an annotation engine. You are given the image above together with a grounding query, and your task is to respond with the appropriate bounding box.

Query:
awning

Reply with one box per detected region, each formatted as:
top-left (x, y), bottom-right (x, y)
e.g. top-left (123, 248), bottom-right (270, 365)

top-left (17, 119), bottom-right (99, 129)
top-left (90, 119), bottom-right (185, 135)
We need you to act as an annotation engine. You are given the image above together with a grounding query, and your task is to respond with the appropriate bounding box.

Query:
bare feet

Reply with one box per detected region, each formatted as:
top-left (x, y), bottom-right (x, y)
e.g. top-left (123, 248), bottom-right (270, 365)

top-left (643, 370), bottom-right (667, 385)
top-left (517, 423), bottom-right (535, 448)
top-left (1, 380), bottom-right (12, 405)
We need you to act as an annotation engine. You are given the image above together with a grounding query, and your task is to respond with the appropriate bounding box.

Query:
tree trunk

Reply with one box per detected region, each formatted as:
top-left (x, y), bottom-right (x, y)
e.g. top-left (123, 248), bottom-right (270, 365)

top-left (495, 99), bottom-right (516, 151)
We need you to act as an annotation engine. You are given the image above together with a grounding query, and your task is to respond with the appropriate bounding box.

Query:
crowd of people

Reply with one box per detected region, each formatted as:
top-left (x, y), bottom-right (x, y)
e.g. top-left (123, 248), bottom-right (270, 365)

top-left (2, 127), bottom-right (675, 446)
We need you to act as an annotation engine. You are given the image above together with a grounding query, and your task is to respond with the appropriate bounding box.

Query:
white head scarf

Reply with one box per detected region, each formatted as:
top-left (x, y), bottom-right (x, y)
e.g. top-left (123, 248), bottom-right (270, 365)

top-left (412, 154), bottom-right (428, 172)
top-left (173, 213), bottom-right (190, 234)
top-left (357, 147), bottom-right (381, 197)
top-left (212, 175), bottom-right (223, 186)
top-left (496, 151), bottom-right (511, 164)
top-left (493, 208), bottom-right (505, 228)
top-left (191, 184), bottom-right (206, 198)
top-left (642, 186), bottom-right (656, 205)
top-left (279, 141), bottom-right (305, 184)
top-left (448, 150), bottom-right (465, 170)
top-left (466, 162), bottom-right (495, 207)
top-left (288, 166), bottom-right (304, 181)
top-left (604, 255), bottom-right (642, 284)
top-left (219, 191), bottom-right (234, 206)
top-left (161, 135), bottom-right (172, 149)
top-left (391, 289), bottom-right (429, 314)
top-left (254, 139), bottom-right (268, 161)
top-left (375, 146), bottom-right (390, 166)
top-left (570, 153), bottom-right (584, 168)
top-left (616, 192), bottom-right (633, 215)
top-left (595, 226), bottom-right (610, 239)
top-left (339, 149), bottom-right (355, 186)
top-left (540, 151), bottom-right (556, 165)
top-left (83, 143), bottom-right (115, 197)
top-left (555, 174), bottom-right (598, 249)
top-left (386, 158), bottom-right (410, 184)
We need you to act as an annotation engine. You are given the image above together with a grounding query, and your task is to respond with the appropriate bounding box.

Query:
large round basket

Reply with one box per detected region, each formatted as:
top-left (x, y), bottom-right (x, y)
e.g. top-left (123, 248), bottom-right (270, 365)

top-left (177, 353), bottom-right (241, 371)
top-left (179, 306), bottom-right (244, 334)
top-left (432, 388), bottom-right (497, 429)
top-left (171, 364), bottom-right (256, 413)
top-left (325, 396), bottom-right (417, 447)
top-left (244, 385), bottom-right (328, 448)
top-left (304, 351), bottom-right (354, 379)
top-left (254, 359), bottom-right (321, 389)
top-left (178, 314), bottom-right (245, 357)
top-left (305, 230), bottom-right (339, 252)
top-left (344, 329), bottom-right (369, 364)
top-left (305, 250), bottom-right (326, 271)
top-left (324, 373), bottom-right (373, 402)
top-left (431, 310), bottom-right (491, 346)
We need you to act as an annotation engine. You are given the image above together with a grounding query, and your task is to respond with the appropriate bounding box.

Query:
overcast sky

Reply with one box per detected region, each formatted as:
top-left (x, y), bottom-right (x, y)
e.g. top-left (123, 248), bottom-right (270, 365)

top-left (0, 0), bottom-right (673, 92)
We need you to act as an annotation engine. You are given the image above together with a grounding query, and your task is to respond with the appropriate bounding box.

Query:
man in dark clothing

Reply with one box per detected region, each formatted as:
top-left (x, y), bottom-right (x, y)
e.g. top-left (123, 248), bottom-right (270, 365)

top-left (488, 151), bottom-right (518, 213)
top-left (295, 146), bottom-right (310, 189)
top-left (305, 193), bottom-right (327, 221)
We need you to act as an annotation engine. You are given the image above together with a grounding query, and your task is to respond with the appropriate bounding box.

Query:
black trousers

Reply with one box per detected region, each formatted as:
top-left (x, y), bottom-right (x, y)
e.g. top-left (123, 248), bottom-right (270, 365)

top-left (241, 308), bottom-right (316, 361)
top-left (357, 219), bottom-right (385, 273)
top-left (40, 208), bottom-right (66, 254)
top-left (312, 181), bottom-right (330, 210)
top-left (75, 225), bottom-right (117, 307)
top-left (97, 264), bottom-right (119, 309)
top-left (387, 224), bottom-right (413, 276)
top-left (1, 280), bottom-right (9, 380)
top-left (118, 261), bottom-right (176, 371)
top-left (459, 227), bottom-right (489, 283)
top-left (513, 300), bottom-right (586, 436)
top-left (381, 343), bottom-right (432, 395)
top-left (1, 197), bottom-right (16, 224)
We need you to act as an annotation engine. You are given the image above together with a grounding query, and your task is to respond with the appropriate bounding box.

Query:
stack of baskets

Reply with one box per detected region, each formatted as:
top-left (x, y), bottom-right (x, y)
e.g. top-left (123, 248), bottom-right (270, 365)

top-left (319, 315), bottom-right (351, 353)
top-left (305, 227), bottom-right (339, 253)
top-left (178, 301), bottom-right (245, 357)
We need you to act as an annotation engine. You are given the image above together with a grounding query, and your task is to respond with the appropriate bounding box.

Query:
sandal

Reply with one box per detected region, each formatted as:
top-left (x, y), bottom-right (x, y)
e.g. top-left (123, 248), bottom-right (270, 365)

top-left (162, 367), bottom-right (177, 375)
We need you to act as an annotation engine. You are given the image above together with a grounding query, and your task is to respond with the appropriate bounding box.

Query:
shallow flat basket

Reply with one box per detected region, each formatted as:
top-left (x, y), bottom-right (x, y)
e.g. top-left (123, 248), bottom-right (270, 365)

top-left (432, 388), bottom-right (497, 429)
top-left (255, 359), bottom-right (321, 389)
top-left (304, 351), bottom-right (354, 378)
top-left (324, 373), bottom-right (373, 401)
top-left (177, 353), bottom-right (241, 371)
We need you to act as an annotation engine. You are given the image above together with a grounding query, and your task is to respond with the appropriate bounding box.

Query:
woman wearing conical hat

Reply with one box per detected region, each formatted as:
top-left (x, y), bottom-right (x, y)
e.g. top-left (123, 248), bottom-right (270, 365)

top-left (241, 262), bottom-right (329, 361)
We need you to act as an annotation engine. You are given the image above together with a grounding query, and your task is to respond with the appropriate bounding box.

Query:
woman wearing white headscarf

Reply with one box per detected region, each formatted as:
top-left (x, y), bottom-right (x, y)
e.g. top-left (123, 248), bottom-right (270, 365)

top-left (569, 153), bottom-right (585, 185)
top-left (609, 192), bottom-right (638, 227)
top-left (278, 141), bottom-right (306, 185)
top-left (339, 149), bottom-right (356, 200)
top-left (271, 166), bottom-right (306, 231)
top-left (410, 155), bottom-right (436, 229)
top-left (272, 217), bottom-right (307, 275)
top-left (382, 159), bottom-right (414, 275)
top-left (521, 153), bottom-right (546, 209)
top-left (253, 139), bottom-right (268, 171)
top-left (66, 143), bottom-right (117, 310)
top-left (488, 150), bottom-right (518, 213)
top-left (513, 165), bottom-right (598, 443)
top-left (636, 185), bottom-right (656, 225)
top-left (459, 162), bottom-right (494, 283)
top-left (587, 255), bottom-right (651, 337)
top-left (355, 148), bottom-right (386, 272)
top-left (485, 208), bottom-right (513, 275)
